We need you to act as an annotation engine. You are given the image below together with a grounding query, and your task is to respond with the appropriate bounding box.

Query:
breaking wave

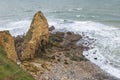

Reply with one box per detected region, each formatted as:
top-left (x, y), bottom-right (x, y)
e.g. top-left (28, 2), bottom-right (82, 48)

top-left (1, 19), bottom-right (120, 79)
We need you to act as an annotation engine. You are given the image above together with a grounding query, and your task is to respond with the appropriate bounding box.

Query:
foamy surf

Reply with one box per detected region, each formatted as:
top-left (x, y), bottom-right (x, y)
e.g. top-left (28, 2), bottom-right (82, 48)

top-left (0, 19), bottom-right (120, 79)
top-left (48, 19), bottom-right (120, 79)
top-left (0, 20), bottom-right (31, 36)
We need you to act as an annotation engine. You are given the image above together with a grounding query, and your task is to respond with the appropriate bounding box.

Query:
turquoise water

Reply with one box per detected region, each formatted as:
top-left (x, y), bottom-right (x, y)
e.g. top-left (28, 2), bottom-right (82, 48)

top-left (0, 0), bottom-right (120, 79)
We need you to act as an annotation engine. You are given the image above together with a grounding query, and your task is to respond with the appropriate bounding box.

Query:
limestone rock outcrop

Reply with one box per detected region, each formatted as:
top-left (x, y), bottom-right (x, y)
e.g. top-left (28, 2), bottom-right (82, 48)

top-left (0, 31), bottom-right (18, 62)
top-left (21, 11), bottom-right (49, 60)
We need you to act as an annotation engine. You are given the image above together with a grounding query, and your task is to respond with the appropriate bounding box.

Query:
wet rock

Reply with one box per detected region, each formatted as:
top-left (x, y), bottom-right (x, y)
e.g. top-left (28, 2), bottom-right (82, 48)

top-left (94, 58), bottom-right (97, 60)
top-left (61, 40), bottom-right (71, 47)
top-left (66, 31), bottom-right (73, 35)
top-left (55, 32), bottom-right (65, 38)
top-left (65, 32), bottom-right (82, 42)
top-left (48, 32), bottom-right (65, 48)
top-left (49, 31), bottom-right (82, 49)
top-left (0, 31), bottom-right (18, 62)
top-left (93, 73), bottom-right (119, 80)
top-left (49, 25), bottom-right (55, 31)
top-left (50, 35), bottom-right (63, 42)
top-left (21, 11), bottom-right (49, 60)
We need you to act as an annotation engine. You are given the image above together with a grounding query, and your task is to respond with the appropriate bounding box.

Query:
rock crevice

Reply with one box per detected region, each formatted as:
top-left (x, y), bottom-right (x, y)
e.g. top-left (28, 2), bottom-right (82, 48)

top-left (21, 11), bottom-right (49, 61)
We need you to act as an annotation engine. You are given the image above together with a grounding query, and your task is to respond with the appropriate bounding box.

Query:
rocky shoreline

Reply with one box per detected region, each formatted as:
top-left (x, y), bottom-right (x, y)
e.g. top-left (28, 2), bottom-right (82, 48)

top-left (0, 11), bottom-right (119, 80)
top-left (18, 28), bottom-right (119, 80)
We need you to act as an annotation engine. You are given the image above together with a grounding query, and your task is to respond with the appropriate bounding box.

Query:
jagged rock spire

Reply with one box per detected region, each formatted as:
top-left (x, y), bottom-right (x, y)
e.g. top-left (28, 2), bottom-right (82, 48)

top-left (21, 11), bottom-right (49, 60)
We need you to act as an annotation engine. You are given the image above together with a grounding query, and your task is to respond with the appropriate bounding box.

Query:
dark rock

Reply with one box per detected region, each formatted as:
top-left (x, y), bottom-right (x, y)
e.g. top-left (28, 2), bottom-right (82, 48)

top-left (94, 58), bottom-right (97, 60)
top-left (63, 59), bottom-right (69, 64)
top-left (94, 73), bottom-right (119, 80)
top-left (62, 40), bottom-right (71, 47)
top-left (84, 47), bottom-right (90, 51)
top-left (49, 25), bottom-right (55, 31)
top-left (14, 35), bottom-right (24, 61)
top-left (16, 46), bottom-right (22, 60)
top-left (49, 32), bottom-right (65, 43)
top-left (52, 36), bottom-right (63, 42)
top-left (55, 32), bottom-right (65, 38)
top-left (14, 35), bottom-right (24, 46)
top-left (65, 33), bottom-right (82, 42)
top-left (47, 31), bottom-right (86, 62)
top-left (66, 32), bottom-right (73, 35)
top-left (51, 55), bottom-right (55, 60)
top-left (57, 59), bottom-right (60, 62)
top-left (93, 50), bottom-right (97, 54)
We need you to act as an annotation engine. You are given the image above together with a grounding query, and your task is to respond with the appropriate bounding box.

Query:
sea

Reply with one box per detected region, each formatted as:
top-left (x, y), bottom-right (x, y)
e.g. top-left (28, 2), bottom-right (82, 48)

top-left (0, 0), bottom-right (120, 79)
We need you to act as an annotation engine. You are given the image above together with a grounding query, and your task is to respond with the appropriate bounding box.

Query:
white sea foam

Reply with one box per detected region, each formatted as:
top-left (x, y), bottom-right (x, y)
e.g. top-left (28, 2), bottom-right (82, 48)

top-left (0, 20), bottom-right (31, 36)
top-left (48, 19), bottom-right (120, 79)
top-left (1, 19), bottom-right (120, 78)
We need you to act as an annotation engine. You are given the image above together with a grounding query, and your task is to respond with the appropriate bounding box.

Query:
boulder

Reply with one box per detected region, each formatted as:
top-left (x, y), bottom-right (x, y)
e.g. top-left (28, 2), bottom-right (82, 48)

top-left (55, 32), bottom-right (65, 38)
top-left (48, 31), bottom-right (82, 49)
top-left (49, 25), bottom-right (55, 31)
top-left (21, 11), bottom-right (49, 60)
top-left (65, 32), bottom-right (82, 42)
top-left (0, 31), bottom-right (18, 62)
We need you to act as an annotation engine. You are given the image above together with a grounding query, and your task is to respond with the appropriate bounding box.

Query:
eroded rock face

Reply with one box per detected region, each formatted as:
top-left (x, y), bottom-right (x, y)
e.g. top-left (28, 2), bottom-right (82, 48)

top-left (0, 31), bottom-right (18, 62)
top-left (21, 11), bottom-right (49, 60)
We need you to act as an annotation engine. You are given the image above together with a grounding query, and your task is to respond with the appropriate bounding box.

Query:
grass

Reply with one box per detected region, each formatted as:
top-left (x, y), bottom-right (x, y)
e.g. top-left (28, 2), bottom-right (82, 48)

top-left (0, 45), bottom-right (35, 80)
top-left (25, 29), bottom-right (32, 42)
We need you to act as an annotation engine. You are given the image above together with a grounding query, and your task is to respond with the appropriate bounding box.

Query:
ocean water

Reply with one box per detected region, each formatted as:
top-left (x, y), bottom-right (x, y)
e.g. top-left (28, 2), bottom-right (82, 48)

top-left (0, 0), bottom-right (120, 79)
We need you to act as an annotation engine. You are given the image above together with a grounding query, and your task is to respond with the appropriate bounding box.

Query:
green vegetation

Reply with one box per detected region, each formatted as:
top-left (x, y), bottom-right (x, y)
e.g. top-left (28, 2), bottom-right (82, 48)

top-left (0, 45), bottom-right (35, 80)
top-left (3, 37), bottom-right (8, 43)
top-left (71, 55), bottom-right (84, 61)
top-left (4, 30), bottom-right (10, 35)
top-left (25, 29), bottom-right (32, 41)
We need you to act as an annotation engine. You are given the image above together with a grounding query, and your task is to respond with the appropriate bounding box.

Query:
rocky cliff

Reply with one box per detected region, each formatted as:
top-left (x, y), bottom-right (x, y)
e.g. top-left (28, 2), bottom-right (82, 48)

top-left (0, 11), bottom-right (117, 80)
top-left (21, 11), bottom-right (49, 60)
top-left (0, 31), bottom-right (18, 62)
